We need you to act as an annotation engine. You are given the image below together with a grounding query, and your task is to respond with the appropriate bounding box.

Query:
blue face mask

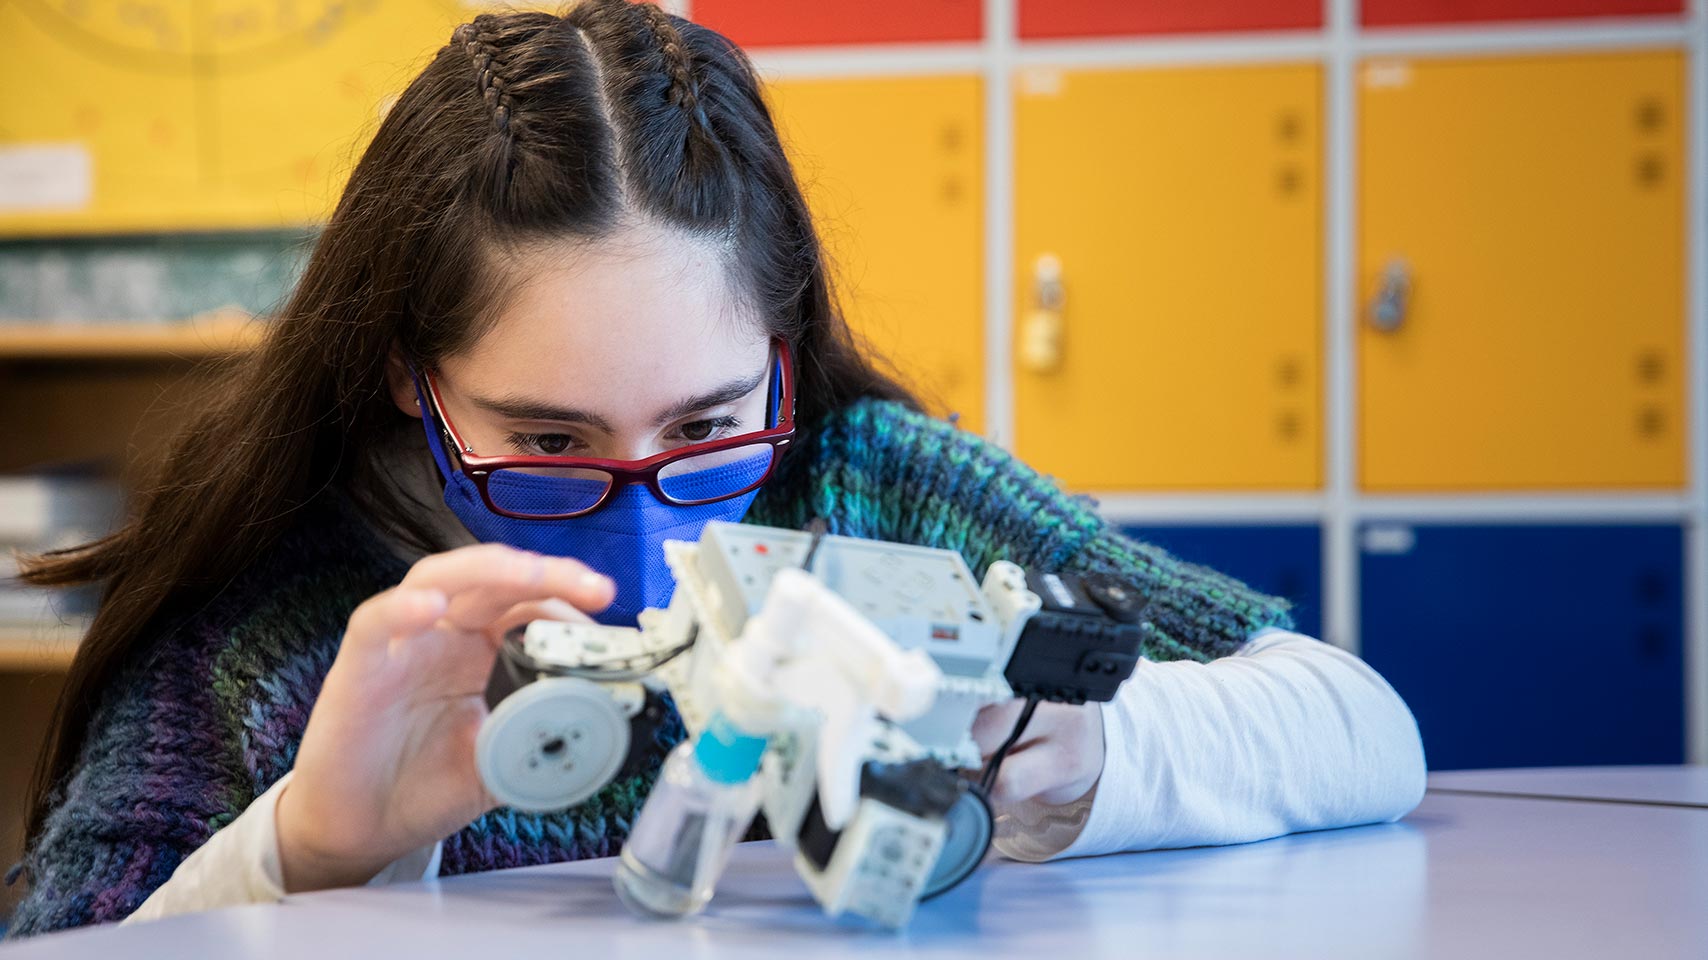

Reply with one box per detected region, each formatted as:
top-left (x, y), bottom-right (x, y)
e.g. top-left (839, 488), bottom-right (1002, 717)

top-left (412, 371), bottom-right (778, 627)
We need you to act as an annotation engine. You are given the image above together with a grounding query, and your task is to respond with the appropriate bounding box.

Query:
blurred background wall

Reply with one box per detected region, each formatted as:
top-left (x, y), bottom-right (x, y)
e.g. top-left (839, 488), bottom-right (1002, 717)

top-left (1, 0), bottom-right (1703, 923)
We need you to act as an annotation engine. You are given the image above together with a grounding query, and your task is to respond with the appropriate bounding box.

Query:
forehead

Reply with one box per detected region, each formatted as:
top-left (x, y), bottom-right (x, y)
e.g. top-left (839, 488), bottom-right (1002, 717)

top-left (442, 225), bottom-right (769, 410)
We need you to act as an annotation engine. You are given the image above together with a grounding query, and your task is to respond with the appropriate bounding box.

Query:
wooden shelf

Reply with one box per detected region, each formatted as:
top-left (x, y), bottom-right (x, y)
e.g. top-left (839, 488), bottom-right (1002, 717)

top-left (0, 621), bottom-right (82, 671)
top-left (0, 310), bottom-right (264, 360)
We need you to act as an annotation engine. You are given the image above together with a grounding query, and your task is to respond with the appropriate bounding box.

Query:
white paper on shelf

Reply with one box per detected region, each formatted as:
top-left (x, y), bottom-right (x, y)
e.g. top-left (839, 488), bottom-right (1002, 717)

top-left (0, 143), bottom-right (93, 212)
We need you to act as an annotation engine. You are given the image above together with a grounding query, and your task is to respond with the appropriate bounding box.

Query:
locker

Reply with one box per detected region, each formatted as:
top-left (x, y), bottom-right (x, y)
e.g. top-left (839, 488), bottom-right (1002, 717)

top-left (1014, 64), bottom-right (1322, 490)
top-left (1121, 524), bottom-right (1323, 639)
top-left (1359, 523), bottom-right (1685, 770)
top-left (1363, 1), bottom-right (1682, 27)
top-left (767, 75), bottom-right (986, 431)
top-left (1019, 0), bottom-right (1320, 39)
top-left (1359, 52), bottom-right (1685, 491)
top-left (691, 0), bottom-right (981, 47)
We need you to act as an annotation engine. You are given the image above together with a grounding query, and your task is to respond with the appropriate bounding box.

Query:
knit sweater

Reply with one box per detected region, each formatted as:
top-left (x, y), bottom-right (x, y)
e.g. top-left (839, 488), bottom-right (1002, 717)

top-left (5, 398), bottom-right (1293, 938)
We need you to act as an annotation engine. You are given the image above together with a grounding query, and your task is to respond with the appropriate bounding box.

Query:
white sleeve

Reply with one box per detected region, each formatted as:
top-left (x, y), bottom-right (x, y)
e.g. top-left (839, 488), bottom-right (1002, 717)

top-left (991, 628), bottom-right (1427, 862)
top-left (122, 770), bottom-right (444, 924)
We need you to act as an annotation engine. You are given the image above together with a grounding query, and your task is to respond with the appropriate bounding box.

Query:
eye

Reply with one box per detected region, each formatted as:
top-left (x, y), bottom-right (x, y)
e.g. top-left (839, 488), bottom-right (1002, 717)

top-left (506, 432), bottom-right (578, 456)
top-left (676, 416), bottom-right (742, 444)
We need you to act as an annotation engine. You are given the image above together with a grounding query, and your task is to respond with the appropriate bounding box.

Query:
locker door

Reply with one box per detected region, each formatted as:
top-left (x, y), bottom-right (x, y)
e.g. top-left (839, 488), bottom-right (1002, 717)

top-left (1359, 53), bottom-right (1685, 491)
top-left (1015, 64), bottom-right (1322, 490)
top-left (1019, 0), bottom-right (1320, 38)
top-left (1359, 523), bottom-right (1685, 770)
top-left (693, 0), bottom-right (981, 47)
top-left (768, 76), bottom-right (985, 431)
top-left (1121, 524), bottom-right (1323, 639)
top-left (1363, 1), bottom-right (1681, 27)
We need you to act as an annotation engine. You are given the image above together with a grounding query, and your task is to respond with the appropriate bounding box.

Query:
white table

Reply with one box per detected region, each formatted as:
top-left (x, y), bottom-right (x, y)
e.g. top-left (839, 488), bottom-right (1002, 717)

top-left (5, 779), bottom-right (1706, 959)
top-left (1428, 764), bottom-right (1708, 808)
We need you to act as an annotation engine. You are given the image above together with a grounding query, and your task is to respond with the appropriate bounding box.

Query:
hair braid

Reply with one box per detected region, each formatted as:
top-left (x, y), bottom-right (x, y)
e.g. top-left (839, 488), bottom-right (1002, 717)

top-left (636, 3), bottom-right (704, 121)
top-left (453, 20), bottom-right (513, 136)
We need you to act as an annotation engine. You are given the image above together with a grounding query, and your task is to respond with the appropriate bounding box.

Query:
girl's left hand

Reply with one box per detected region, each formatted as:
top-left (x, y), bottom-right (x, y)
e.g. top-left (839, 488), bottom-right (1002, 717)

top-left (970, 700), bottom-right (1106, 806)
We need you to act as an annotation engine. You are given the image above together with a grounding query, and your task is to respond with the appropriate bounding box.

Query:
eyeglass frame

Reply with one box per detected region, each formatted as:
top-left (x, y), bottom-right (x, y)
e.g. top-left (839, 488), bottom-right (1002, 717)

top-left (413, 339), bottom-right (795, 520)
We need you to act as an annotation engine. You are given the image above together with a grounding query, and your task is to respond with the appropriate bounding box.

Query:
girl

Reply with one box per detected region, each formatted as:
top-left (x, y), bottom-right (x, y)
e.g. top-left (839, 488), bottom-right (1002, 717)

top-left (7, 1), bottom-right (1424, 938)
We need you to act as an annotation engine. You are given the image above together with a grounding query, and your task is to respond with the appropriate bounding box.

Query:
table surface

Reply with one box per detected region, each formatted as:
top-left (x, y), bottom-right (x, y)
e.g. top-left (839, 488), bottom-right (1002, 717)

top-left (1428, 764), bottom-right (1708, 808)
top-left (6, 771), bottom-right (1706, 960)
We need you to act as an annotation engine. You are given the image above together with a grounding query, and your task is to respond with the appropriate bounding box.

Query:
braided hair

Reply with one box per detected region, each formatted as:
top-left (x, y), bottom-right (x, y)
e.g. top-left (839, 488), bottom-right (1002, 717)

top-left (452, 23), bottom-right (513, 137)
top-left (636, 2), bottom-right (707, 120)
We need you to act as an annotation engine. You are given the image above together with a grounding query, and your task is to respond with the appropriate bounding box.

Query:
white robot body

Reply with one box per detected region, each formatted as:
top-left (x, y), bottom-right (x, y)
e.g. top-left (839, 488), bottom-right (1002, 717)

top-left (475, 520), bottom-right (1116, 929)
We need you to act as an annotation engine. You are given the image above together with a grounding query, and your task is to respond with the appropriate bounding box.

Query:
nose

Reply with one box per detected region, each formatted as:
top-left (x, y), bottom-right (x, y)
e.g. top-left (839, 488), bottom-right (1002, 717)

top-left (603, 434), bottom-right (670, 463)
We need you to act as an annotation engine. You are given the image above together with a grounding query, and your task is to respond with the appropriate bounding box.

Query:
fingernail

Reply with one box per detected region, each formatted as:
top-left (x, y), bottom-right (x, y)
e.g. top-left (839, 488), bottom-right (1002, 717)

top-left (580, 570), bottom-right (613, 591)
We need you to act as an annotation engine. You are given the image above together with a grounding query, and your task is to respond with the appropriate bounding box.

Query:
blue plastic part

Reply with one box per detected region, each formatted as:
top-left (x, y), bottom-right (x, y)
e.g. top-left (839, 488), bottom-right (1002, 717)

top-left (1358, 523), bottom-right (1685, 771)
top-left (694, 712), bottom-right (768, 784)
top-left (1121, 523), bottom-right (1324, 640)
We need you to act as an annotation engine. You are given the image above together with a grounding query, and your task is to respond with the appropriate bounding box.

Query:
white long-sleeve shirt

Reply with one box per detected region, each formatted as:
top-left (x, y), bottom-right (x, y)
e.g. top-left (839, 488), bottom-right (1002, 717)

top-left (124, 428), bottom-right (1427, 922)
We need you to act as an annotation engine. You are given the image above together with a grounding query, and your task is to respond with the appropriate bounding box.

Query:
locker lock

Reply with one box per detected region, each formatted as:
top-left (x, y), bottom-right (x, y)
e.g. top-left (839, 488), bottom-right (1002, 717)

top-left (1022, 254), bottom-right (1065, 373)
top-left (1369, 259), bottom-right (1411, 333)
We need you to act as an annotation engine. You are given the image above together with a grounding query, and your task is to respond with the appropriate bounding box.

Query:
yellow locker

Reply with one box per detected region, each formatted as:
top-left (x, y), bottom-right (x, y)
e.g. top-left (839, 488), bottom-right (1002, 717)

top-left (1359, 52), bottom-right (1685, 491)
top-left (767, 75), bottom-right (986, 432)
top-left (1014, 64), bottom-right (1322, 491)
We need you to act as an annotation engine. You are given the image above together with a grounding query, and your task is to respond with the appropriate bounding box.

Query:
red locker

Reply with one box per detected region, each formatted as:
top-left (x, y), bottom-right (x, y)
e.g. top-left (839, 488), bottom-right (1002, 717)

top-left (1363, 0), bottom-right (1681, 27)
top-left (1018, 0), bottom-right (1320, 38)
top-left (690, 0), bottom-right (981, 47)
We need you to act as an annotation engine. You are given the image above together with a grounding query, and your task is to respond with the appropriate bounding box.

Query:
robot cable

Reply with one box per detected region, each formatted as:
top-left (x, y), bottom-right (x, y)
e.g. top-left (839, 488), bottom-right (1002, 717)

top-left (497, 625), bottom-right (699, 683)
top-left (979, 694), bottom-right (1042, 794)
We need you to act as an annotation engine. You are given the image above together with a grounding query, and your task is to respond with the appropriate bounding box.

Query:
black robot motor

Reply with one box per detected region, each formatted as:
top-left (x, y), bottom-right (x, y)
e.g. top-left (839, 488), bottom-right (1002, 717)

top-left (1003, 570), bottom-right (1149, 704)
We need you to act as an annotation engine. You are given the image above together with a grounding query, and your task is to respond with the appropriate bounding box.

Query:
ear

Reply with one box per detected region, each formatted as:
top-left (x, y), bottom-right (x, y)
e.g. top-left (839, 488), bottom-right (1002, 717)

top-left (385, 344), bottom-right (425, 420)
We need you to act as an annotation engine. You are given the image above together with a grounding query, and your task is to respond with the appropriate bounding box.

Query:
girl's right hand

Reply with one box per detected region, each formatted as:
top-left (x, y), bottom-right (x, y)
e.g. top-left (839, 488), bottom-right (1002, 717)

top-left (274, 543), bottom-right (615, 893)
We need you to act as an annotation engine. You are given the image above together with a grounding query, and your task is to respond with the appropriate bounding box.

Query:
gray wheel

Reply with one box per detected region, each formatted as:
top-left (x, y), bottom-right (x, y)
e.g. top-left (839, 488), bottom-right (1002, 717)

top-left (476, 677), bottom-right (630, 812)
top-left (922, 785), bottom-right (993, 900)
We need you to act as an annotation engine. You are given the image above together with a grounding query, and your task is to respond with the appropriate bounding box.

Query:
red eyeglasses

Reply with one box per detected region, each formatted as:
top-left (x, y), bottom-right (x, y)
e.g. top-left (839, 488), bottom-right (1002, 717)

top-left (415, 341), bottom-right (795, 520)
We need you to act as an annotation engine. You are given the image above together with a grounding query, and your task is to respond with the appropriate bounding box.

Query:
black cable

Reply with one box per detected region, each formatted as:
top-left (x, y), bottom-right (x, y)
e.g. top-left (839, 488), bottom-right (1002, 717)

top-left (801, 516), bottom-right (830, 572)
top-left (979, 695), bottom-right (1042, 794)
top-left (499, 622), bottom-right (699, 682)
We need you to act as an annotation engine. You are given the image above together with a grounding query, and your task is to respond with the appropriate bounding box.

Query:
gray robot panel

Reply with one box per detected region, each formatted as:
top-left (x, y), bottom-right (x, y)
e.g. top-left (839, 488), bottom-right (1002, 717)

top-left (696, 522), bottom-right (1004, 681)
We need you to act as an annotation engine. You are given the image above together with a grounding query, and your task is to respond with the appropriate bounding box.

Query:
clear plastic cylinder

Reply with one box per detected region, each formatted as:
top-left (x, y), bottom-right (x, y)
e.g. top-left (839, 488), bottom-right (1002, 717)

top-left (613, 715), bottom-right (764, 919)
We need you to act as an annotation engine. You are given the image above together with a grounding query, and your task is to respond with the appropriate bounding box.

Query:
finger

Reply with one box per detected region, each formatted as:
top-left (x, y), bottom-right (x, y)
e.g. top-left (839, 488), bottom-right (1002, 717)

top-left (404, 544), bottom-right (615, 610)
top-left (975, 700), bottom-right (1075, 759)
top-left (487, 598), bottom-right (593, 647)
top-left (346, 587), bottom-right (450, 652)
top-left (441, 580), bottom-right (607, 635)
top-left (988, 742), bottom-right (1097, 807)
top-left (402, 546), bottom-right (615, 628)
top-left (970, 699), bottom-right (1028, 754)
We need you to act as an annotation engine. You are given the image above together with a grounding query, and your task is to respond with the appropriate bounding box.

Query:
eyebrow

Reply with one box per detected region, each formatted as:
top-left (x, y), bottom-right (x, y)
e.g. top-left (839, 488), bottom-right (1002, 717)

top-left (465, 364), bottom-right (768, 435)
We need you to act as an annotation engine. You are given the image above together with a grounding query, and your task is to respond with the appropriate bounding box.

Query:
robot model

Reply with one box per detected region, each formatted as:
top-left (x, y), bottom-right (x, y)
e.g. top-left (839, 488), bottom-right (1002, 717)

top-left (475, 520), bottom-right (1148, 928)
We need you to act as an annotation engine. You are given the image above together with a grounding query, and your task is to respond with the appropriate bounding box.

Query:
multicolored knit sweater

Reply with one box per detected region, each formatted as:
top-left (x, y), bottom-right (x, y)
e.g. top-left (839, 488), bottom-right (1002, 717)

top-left (5, 398), bottom-right (1293, 938)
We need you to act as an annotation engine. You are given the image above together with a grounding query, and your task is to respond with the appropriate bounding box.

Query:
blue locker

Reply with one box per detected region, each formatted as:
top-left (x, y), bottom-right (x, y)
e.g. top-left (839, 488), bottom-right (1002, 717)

top-left (1120, 524), bottom-right (1324, 640)
top-left (1359, 523), bottom-right (1685, 770)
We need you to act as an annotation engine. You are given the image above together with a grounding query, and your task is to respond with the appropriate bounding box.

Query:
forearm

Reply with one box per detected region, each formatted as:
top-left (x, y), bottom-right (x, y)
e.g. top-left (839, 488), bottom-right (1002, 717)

top-left (124, 771), bottom-right (443, 925)
top-left (993, 630), bottom-right (1427, 860)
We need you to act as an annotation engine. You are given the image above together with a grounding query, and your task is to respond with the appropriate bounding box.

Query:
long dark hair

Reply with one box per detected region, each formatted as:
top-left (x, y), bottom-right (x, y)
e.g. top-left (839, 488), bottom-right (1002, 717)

top-left (20, 1), bottom-right (916, 848)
